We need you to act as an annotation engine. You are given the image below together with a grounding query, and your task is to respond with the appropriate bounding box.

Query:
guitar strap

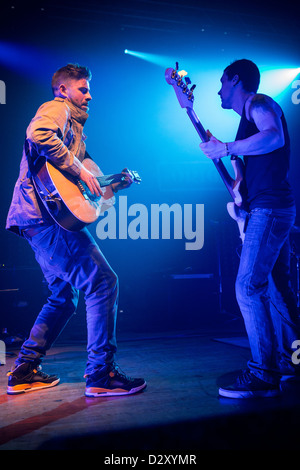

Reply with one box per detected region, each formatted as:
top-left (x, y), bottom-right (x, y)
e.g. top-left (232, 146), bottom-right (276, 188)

top-left (24, 136), bottom-right (33, 179)
top-left (24, 137), bottom-right (58, 201)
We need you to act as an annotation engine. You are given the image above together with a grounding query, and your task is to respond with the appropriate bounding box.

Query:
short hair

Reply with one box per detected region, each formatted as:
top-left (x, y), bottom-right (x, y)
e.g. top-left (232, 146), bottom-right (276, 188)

top-left (224, 59), bottom-right (260, 93)
top-left (51, 63), bottom-right (92, 96)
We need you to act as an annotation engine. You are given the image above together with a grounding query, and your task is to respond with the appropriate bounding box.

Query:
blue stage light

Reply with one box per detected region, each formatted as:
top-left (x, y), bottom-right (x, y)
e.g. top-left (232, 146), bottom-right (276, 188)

top-left (123, 49), bottom-right (175, 68)
top-left (260, 67), bottom-right (300, 100)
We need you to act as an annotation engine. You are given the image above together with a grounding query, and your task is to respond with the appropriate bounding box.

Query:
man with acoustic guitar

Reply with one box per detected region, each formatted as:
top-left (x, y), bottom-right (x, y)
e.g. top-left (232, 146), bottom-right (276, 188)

top-left (200, 59), bottom-right (300, 398)
top-left (6, 63), bottom-right (146, 397)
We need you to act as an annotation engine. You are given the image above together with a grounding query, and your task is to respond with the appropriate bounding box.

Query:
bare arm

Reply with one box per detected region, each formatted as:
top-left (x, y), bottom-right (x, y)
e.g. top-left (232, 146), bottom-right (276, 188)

top-left (228, 94), bottom-right (285, 156)
top-left (200, 94), bottom-right (285, 159)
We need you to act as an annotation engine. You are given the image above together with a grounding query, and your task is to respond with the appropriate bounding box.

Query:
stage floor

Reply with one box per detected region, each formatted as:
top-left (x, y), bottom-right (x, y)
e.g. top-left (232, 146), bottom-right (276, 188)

top-left (1, 331), bottom-right (300, 452)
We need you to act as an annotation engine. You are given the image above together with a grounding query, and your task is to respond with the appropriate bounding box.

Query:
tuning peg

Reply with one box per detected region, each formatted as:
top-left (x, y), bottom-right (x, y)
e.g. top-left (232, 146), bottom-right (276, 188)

top-left (182, 76), bottom-right (191, 93)
top-left (188, 84), bottom-right (196, 101)
top-left (172, 62), bottom-right (179, 79)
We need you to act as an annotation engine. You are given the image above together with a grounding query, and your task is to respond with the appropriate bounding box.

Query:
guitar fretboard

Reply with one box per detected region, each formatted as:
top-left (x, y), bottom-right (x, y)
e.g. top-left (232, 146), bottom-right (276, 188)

top-left (97, 174), bottom-right (125, 188)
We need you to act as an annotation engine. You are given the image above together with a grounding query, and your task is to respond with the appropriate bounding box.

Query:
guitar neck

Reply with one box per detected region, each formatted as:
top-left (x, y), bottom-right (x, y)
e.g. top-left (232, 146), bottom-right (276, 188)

top-left (186, 107), bottom-right (208, 142)
top-left (186, 107), bottom-right (235, 200)
top-left (97, 173), bottom-right (124, 187)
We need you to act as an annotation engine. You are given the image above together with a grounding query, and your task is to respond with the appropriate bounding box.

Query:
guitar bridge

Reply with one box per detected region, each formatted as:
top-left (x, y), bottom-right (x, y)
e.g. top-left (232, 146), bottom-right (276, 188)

top-left (77, 180), bottom-right (89, 200)
top-left (77, 180), bottom-right (101, 202)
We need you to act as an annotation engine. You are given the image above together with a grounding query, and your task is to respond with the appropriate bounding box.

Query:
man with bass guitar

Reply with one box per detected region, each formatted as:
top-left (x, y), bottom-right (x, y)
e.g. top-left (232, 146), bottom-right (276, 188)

top-left (200, 59), bottom-right (300, 398)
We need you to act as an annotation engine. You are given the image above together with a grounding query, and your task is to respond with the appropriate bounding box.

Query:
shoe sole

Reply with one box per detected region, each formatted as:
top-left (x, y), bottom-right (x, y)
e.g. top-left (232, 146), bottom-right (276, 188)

top-left (7, 378), bottom-right (60, 395)
top-left (85, 381), bottom-right (147, 397)
top-left (218, 387), bottom-right (280, 399)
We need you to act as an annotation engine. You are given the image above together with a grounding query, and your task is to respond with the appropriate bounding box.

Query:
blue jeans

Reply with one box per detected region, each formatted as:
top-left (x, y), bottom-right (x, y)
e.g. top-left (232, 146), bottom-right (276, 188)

top-left (236, 206), bottom-right (300, 384)
top-left (17, 223), bottom-right (118, 376)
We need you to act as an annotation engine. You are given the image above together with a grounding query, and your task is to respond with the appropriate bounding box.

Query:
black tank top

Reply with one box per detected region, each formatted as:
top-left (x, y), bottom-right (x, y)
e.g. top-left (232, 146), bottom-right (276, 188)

top-left (235, 99), bottom-right (295, 211)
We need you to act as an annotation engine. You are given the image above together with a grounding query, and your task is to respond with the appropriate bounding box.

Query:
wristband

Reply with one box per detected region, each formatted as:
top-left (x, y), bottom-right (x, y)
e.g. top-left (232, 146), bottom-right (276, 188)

top-left (225, 143), bottom-right (230, 156)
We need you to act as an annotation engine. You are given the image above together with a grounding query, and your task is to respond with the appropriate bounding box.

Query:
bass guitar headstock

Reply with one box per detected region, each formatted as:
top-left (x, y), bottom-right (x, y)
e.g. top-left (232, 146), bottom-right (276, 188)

top-left (165, 62), bottom-right (196, 109)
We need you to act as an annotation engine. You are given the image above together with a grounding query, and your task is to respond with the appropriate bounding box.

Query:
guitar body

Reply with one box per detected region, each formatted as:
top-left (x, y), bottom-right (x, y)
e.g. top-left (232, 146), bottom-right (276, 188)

top-left (227, 202), bottom-right (247, 243)
top-left (227, 157), bottom-right (247, 241)
top-left (33, 158), bottom-right (111, 231)
top-left (32, 158), bottom-right (141, 231)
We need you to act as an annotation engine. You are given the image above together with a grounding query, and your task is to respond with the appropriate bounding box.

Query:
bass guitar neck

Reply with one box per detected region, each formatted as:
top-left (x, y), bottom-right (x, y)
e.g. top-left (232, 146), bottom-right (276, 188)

top-left (186, 107), bottom-right (236, 201)
top-left (165, 63), bottom-right (247, 242)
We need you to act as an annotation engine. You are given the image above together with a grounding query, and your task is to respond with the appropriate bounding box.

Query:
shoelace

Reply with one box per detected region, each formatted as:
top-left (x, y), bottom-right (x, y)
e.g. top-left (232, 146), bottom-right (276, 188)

top-left (7, 365), bottom-right (50, 378)
top-left (236, 369), bottom-right (254, 385)
top-left (109, 364), bottom-right (130, 380)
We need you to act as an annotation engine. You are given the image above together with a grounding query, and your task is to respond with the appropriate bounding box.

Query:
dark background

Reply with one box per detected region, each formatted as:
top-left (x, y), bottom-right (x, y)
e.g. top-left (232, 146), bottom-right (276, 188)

top-left (1, 0), bottom-right (299, 342)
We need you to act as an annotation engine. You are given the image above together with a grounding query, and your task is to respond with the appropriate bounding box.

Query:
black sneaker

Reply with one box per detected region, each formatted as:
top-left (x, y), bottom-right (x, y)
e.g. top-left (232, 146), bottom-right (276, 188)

top-left (7, 362), bottom-right (60, 395)
top-left (280, 374), bottom-right (300, 393)
top-left (218, 369), bottom-right (280, 398)
top-left (85, 364), bottom-right (146, 397)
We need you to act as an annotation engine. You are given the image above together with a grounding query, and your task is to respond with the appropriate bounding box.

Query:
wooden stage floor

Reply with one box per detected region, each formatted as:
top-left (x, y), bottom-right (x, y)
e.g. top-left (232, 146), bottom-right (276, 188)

top-left (1, 331), bottom-right (300, 452)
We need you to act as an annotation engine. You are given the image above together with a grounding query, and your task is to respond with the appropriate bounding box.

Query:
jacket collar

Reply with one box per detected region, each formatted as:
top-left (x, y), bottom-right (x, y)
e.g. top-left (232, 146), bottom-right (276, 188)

top-left (54, 97), bottom-right (89, 125)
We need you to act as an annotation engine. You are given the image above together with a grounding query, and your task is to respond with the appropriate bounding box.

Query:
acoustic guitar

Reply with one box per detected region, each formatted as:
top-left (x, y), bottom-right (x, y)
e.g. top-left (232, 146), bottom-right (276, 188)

top-left (32, 156), bottom-right (141, 231)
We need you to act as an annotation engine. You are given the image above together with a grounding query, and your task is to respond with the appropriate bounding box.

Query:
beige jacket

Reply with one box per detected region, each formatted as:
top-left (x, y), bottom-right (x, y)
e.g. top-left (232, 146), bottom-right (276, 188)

top-left (6, 97), bottom-right (92, 234)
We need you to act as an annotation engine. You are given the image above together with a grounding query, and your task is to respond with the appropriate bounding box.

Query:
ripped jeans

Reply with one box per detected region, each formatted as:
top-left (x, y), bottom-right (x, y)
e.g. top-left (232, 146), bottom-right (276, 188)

top-left (16, 223), bottom-right (118, 376)
top-left (236, 206), bottom-right (300, 384)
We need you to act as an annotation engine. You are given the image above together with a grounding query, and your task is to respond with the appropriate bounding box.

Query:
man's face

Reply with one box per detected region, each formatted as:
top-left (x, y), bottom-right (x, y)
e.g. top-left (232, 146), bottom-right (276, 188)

top-left (62, 78), bottom-right (92, 112)
top-left (218, 72), bottom-right (235, 109)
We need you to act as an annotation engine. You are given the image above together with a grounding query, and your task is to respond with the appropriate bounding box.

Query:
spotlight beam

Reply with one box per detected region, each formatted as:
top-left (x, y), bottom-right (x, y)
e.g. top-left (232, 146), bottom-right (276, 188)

top-left (124, 49), bottom-right (175, 68)
top-left (260, 67), bottom-right (300, 99)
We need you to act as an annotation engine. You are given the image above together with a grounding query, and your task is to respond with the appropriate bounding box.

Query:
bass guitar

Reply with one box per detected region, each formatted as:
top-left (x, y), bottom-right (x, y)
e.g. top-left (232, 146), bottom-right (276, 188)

top-left (165, 63), bottom-right (247, 242)
top-left (32, 157), bottom-right (141, 231)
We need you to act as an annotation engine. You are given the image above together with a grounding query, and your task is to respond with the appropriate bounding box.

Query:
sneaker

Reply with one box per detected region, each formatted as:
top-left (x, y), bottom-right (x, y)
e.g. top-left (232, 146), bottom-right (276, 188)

top-left (218, 369), bottom-right (280, 398)
top-left (7, 362), bottom-right (60, 395)
top-left (85, 364), bottom-right (146, 397)
top-left (280, 374), bottom-right (300, 393)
